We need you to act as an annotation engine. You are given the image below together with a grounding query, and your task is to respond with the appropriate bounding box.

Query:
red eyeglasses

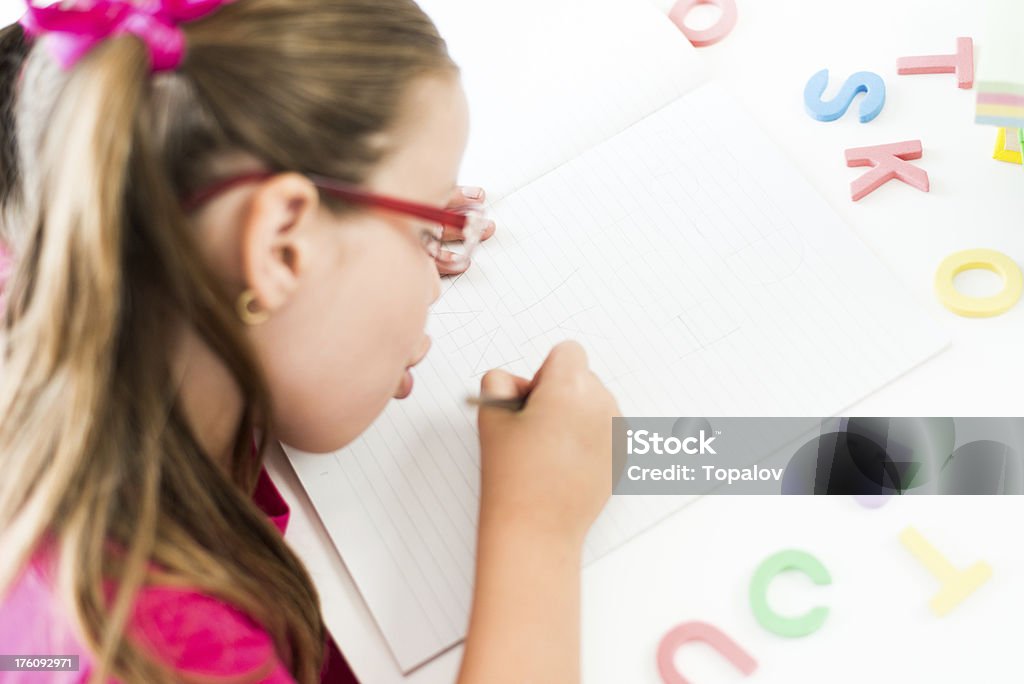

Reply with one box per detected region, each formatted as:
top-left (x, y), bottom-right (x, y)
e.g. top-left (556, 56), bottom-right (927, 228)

top-left (182, 171), bottom-right (490, 269)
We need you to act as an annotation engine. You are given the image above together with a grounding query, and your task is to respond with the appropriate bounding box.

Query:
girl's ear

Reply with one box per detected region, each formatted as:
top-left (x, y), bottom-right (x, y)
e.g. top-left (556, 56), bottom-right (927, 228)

top-left (238, 173), bottom-right (319, 314)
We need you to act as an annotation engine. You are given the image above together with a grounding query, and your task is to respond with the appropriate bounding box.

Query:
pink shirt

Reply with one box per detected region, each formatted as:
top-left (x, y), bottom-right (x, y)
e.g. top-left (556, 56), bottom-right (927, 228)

top-left (0, 469), bottom-right (357, 683)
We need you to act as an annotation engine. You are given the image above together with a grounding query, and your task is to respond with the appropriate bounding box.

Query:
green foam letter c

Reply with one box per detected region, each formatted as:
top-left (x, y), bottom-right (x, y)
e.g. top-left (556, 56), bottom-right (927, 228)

top-left (749, 549), bottom-right (831, 638)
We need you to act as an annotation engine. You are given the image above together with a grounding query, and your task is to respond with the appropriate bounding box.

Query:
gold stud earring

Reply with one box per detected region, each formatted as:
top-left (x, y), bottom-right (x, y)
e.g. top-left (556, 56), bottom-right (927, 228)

top-left (236, 289), bottom-right (270, 325)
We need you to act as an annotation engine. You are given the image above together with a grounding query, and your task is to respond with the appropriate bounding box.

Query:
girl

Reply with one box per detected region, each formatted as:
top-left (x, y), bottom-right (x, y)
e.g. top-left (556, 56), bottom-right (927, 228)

top-left (0, 1), bottom-right (618, 683)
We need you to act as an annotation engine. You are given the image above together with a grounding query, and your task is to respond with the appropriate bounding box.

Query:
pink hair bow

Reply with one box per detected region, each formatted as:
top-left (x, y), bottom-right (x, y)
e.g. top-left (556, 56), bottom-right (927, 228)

top-left (19, 0), bottom-right (234, 72)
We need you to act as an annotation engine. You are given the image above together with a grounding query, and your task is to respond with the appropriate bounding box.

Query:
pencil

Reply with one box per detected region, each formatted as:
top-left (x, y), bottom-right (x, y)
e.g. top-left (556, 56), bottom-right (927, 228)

top-left (465, 395), bottom-right (528, 411)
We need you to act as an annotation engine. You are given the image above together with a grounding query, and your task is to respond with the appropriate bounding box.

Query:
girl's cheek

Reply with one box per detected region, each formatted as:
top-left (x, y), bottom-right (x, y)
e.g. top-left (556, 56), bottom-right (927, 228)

top-left (427, 260), bottom-right (442, 305)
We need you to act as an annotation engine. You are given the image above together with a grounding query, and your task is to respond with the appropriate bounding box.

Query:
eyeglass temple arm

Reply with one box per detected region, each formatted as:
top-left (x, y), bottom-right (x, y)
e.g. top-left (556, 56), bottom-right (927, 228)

top-left (306, 174), bottom-right (470, 229)
top-left (183, 171), bottom-right (471, 230)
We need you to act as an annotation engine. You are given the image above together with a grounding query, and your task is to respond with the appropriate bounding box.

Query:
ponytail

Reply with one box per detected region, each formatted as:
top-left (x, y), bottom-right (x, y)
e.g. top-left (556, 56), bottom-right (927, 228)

top-left (0, 33), bottom-right (315, 682)
top-left (0, 36), bottom-right (170, 680)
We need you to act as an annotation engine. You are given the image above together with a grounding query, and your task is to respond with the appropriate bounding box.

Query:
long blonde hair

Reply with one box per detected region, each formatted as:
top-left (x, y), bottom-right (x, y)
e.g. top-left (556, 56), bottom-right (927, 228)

top-left (0, 2), bottom-right (456, 682)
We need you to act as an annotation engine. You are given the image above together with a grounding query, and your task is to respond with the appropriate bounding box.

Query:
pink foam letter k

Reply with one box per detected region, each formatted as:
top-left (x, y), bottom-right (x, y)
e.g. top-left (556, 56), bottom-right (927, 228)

top-left (845, 140), bottom-right (929, 202)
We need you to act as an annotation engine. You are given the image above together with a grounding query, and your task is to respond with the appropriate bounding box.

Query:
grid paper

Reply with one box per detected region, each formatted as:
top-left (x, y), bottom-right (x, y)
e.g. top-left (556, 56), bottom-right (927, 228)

top-left (285, 83), bottom-right (949, 672)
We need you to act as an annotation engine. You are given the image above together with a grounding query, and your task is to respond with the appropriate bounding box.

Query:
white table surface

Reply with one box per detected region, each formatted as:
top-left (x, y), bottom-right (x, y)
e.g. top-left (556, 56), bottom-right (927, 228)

top-left (266, 1), bottom-right (1024, 682)
top-left (2, 1), bottom-right (1014, 681)
top-left (265, 2), bottom-right (1024, 682)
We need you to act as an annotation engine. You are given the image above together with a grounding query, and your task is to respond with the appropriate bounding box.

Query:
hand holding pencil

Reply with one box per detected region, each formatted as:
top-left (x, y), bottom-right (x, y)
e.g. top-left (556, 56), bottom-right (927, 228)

top-left (474, 340), bottom-right (620, 546)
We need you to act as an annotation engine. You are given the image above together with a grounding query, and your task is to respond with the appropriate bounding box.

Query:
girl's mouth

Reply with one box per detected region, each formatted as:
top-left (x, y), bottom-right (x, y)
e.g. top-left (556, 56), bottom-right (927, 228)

top-left (395, 335), bottom-right (431, 399)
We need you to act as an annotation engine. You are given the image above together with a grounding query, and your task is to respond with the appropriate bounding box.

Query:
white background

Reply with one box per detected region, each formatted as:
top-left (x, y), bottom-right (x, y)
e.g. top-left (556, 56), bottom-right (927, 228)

top-left (4, 1), bottom-right (1021, 682)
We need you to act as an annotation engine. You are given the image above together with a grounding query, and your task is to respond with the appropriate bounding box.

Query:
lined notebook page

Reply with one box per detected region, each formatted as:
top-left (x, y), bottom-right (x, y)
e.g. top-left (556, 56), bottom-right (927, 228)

top-left (285, 83), bottom-right (949, 672)
top-left (415, 0), bottom-right (707, 201)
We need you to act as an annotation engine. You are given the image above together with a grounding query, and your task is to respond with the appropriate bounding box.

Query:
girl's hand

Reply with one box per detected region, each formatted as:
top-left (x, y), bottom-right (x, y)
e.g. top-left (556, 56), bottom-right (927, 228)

top-left (476, 341), bottom-right (620, 549)
top-left (461, 344), bottom-right (617, 683)
top-left (437, 185), bottom-right (496, 276)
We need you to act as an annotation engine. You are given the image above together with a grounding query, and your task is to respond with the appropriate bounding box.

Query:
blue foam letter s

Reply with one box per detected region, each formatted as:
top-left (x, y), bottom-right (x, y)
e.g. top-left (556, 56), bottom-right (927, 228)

top-left (804, 69), bottom-right (886, 123)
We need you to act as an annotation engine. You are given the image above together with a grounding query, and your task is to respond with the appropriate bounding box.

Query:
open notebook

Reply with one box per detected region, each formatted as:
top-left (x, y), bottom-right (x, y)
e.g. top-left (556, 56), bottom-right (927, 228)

top-left (284, 0), bottom-right (950, 673)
